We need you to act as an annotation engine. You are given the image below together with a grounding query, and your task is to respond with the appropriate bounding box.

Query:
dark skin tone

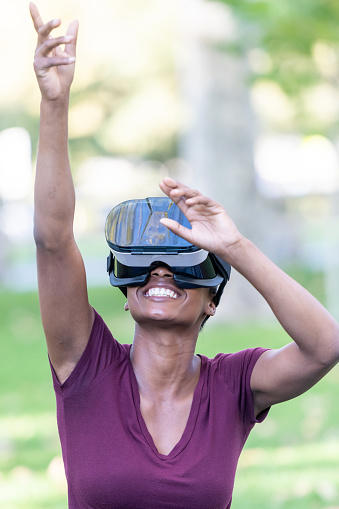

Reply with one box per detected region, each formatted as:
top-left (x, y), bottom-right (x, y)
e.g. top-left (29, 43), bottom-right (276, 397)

top-left (30, 3), bottom-right (339, 456)
top-left (126, 265), bottom-right (215, 454)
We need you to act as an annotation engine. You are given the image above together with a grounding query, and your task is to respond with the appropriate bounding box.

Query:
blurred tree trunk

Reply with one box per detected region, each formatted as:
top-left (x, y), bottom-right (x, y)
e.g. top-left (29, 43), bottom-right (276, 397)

top-left (174, 0), bottom-right (278, 321)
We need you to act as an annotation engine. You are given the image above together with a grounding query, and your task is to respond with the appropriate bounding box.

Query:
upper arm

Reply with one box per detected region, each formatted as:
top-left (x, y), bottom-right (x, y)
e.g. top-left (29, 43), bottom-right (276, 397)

top-left (36, 238), bottom-right (94, 383)
top-left (251, 343), bottom-right (337, 417)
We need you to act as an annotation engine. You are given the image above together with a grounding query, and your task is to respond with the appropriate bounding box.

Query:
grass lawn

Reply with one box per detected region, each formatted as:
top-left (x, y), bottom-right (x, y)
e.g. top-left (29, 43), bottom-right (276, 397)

top-left (0, 287), bottom-right (338, 508)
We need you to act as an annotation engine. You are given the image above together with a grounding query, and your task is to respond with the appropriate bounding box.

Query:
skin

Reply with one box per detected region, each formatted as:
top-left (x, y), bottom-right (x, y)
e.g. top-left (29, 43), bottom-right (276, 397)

top-left (30, 3), bottom-right (339, 456)
top-left (127, 264), bottom-right (216, 453)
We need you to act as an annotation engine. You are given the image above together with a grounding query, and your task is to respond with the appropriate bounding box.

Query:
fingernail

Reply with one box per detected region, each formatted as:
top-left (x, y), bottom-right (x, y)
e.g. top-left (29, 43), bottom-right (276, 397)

top-left (65, 36), bottom-right (74, 42)
top-left (68, 57), bottom-right (76, 63)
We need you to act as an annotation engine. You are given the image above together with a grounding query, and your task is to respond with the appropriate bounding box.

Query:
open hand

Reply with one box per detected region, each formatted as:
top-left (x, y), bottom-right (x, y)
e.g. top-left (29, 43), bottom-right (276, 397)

top-left (29, 2), bottom-right (79, 101)
top-left (159, 177), bottom-right (243, 259)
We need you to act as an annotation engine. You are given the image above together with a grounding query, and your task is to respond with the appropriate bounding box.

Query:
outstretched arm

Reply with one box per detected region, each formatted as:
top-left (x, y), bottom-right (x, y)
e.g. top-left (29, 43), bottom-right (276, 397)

top-left (159, 177), bottom-right (339, 416)
top-left (30, 3), bottom-right (94, 384)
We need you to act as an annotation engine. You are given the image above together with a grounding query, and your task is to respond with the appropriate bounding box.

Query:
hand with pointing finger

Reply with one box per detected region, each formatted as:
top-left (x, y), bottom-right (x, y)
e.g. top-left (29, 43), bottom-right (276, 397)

top-left (29, 2), bottom-right (79, 101)
top-left (159, 177), bottom-right (243, 260)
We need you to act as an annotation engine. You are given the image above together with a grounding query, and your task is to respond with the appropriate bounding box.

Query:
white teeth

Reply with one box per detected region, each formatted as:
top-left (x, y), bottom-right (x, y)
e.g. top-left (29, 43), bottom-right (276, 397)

top-left (146, 288), bottom-right (178, 299)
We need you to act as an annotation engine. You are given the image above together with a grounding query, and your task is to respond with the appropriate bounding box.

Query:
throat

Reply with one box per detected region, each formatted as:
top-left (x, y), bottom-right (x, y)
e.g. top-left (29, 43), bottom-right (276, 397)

top-left (130, 346), bottom-right (202, 455)
top-left (130, 339), bottom-right (201, 393)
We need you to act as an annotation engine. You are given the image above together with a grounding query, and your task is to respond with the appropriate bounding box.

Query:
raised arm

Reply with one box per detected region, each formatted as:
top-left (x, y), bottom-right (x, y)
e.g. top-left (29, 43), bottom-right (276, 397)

top-left (30, 3), bottom-right (94, 383)
top-left (159, 177), bottom-right (339, 416)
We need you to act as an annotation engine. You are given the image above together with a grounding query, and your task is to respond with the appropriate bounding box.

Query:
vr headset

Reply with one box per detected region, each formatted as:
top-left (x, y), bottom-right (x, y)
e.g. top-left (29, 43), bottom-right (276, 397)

top-left (105, 197), bottom-right (231, 305)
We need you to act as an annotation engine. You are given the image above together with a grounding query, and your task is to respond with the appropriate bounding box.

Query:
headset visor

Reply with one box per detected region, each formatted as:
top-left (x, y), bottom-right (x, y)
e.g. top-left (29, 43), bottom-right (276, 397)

top-left (105, 196), bottom-right (231, 300)
top-left (105, 197), bottom-right (198, 253)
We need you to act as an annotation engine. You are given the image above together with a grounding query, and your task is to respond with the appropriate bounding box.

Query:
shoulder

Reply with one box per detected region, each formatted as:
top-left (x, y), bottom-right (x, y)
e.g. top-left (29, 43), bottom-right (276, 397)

top-left (82, 308), bottom-right (129, 367)
top-left (200, 348), bottom-right (270, 425)
top-left (51, 308), bottom-right (129, 394)
top-left (209, 347), bottom-right (268, 372)
top-left (201, 348), bottom-right (269, 392)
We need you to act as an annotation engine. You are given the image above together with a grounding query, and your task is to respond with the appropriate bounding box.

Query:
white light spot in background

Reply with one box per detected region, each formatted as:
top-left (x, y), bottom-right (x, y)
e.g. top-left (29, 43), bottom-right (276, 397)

top-left (255, 134), bottom-right (339, 197)
top-left (0, 128), bottom-right (32, 202)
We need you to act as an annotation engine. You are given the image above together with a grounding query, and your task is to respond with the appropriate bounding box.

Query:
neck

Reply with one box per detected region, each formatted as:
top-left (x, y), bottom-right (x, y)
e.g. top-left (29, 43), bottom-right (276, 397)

top-left (130, 323), bottom-right (201, 401)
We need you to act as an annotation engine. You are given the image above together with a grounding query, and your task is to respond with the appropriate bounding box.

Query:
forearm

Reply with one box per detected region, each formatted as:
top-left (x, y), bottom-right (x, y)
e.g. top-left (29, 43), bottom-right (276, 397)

top-left (224, 237), bottom-right (339, 365)
top-left (34, 96), bottom-right (75, 248)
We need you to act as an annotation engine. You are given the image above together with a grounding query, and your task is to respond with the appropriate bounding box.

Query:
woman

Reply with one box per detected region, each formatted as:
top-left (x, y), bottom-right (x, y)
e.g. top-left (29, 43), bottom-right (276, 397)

top-left (29, 3), bottom-right (339, 508)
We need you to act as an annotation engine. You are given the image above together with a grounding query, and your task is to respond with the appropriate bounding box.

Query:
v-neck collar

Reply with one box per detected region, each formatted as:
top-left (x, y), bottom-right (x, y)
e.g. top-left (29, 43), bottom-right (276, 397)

top-left (128, 345), bottom-right (206, 461)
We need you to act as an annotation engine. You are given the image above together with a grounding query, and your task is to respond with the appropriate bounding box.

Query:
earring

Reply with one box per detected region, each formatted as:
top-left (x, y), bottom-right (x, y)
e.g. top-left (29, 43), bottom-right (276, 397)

top-left (124, 303), bottom-right (129, 311)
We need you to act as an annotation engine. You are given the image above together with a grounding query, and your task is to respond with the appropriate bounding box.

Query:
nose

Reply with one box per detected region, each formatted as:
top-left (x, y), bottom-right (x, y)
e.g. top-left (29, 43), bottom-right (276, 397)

top-left (149, 264), bottom-right (173, 279)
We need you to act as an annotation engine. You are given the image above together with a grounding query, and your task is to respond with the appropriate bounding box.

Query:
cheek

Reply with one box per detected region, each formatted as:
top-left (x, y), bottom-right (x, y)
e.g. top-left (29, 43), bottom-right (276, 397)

top-left (126, 288), bottom-right (138, 311)
top-left (185, 288), bottom-right (211, 308)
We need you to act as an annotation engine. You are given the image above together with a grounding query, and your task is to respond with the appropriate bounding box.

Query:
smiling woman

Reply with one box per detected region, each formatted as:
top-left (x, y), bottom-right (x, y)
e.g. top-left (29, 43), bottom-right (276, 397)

top-left (28, 2), bottom-right (339, 508)
top-left (125, 264), bottom-right (216, 333)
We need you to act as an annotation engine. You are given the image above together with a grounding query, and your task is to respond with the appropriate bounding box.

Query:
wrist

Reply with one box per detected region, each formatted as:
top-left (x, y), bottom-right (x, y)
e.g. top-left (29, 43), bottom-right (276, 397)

top-left (40, 96), bottom-right (70, 130)
top-left (40, 94), bottom-right (70, 111)
top-left (39, 96), bottom-right (70, 146)
top-left (219, 235), bottom-right (252, 269)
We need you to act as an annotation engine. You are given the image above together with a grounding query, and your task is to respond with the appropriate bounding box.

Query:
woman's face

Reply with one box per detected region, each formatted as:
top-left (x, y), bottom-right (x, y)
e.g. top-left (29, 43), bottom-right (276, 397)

top-left (125, 264), bottom-right (216, 330)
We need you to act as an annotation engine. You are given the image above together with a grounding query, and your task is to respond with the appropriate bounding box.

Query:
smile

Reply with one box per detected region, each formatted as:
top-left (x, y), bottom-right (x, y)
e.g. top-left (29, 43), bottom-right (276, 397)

top-left (144, 287), bottom-right (179, 299)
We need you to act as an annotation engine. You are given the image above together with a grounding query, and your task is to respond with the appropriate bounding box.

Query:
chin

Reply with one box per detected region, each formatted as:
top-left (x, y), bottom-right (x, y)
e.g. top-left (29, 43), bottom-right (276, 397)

top-left (144, 311), bottom-right (175, 323)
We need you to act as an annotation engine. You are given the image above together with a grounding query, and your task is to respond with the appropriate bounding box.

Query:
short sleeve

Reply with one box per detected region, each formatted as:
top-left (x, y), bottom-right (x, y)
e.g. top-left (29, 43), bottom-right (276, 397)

top-left (49, 308), bottom-right (128, 397)
top-left (215, 348), bottom-right (270, 426)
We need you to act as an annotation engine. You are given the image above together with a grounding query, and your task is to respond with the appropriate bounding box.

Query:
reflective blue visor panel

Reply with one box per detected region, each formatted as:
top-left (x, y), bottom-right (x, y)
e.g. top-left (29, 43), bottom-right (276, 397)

top-left (105, 197), bottom-right (198, 253)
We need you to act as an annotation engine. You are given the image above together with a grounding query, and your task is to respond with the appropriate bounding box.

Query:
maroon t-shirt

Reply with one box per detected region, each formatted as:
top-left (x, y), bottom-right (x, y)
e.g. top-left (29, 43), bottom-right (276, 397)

top-left (50, 309), bottom-right (269, 509)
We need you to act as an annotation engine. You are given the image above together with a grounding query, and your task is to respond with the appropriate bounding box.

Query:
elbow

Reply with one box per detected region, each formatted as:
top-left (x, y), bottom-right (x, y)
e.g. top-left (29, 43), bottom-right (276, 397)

top-left (331, 336), bottom-right (339, 366)
top-left (33, 223), bottom-right (54, 250)
top-left (33, 223), bottom-right (46, 248)
top-left (318, 320), bottom-right (339, 369)
top-left (33, 223), bottom-right (46, 249)
top-left (329, 320), bottom-right (339, 363)
top-left (33, 221), bottom-right (73, 252)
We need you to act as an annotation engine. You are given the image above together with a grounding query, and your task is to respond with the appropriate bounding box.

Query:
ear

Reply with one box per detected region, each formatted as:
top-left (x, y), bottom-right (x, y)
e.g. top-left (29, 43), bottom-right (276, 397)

top-left (124, 302), bottom-right (129, 312)
top-left (206, 298), bottom-right (216, 317)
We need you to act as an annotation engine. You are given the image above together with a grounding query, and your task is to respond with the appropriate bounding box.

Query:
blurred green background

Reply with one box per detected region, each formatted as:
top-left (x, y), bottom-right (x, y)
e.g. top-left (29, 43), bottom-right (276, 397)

top-left (1, 0), bottom-right (339, 507)
top-left (1, 287), bottom-right (339, 508)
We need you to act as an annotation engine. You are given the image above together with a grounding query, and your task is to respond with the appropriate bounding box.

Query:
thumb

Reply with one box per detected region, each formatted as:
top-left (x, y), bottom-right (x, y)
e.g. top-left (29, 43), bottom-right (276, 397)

top-left (66, 20), bottom-right (79, 57)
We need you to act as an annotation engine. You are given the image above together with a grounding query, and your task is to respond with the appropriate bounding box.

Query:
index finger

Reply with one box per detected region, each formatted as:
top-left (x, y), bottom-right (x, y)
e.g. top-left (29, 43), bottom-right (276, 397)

top-left (159, 177), bottom-right (189, 198)
top-left (29, 2), bottom-right (44, 31)
top-left (160, 178), bottom-right (201, 204)
top-left (30, 3), bottom-right (62, 43)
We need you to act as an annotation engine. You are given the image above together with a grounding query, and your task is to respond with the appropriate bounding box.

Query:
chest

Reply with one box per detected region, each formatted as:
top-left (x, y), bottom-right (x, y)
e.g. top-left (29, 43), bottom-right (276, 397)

top-left (59, 361), bottom-right (248, 509)
top-left (139, 395), bottom-right (193, 456)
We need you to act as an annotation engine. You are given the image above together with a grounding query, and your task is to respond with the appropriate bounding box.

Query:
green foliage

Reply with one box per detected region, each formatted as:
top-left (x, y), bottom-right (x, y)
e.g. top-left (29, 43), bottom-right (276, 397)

top-left (218, 0), bottom-right (339, 48)
top-left (205, 0), bottom-right (339, 138)
top-left (216, 0), bottom-right (339, 80)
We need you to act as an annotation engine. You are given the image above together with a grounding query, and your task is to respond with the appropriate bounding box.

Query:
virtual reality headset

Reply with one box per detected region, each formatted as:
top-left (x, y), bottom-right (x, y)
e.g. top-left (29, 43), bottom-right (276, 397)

top-left (105, 197), bottom-right (231, 305)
